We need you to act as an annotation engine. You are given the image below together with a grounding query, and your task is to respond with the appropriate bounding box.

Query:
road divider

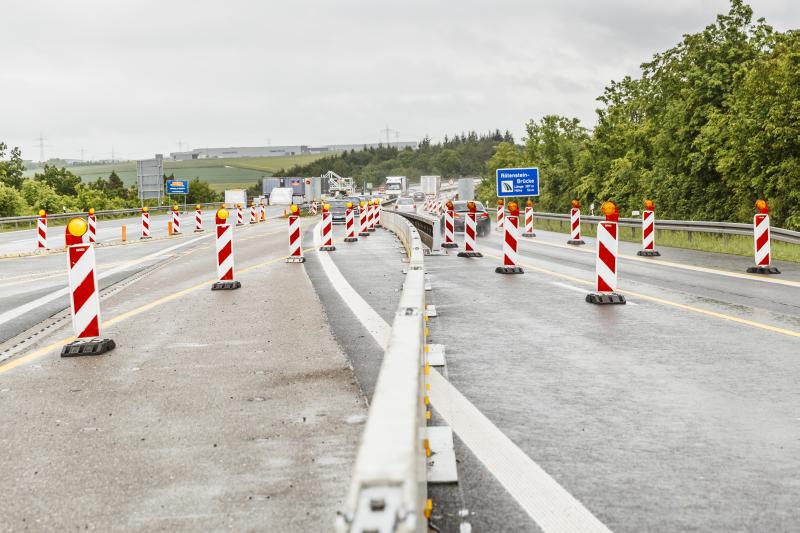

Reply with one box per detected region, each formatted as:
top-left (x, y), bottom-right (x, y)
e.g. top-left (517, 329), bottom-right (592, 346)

top-left (637, 200), bottom-right (659, 257)
top-left (567, 200), bottom-right (585, 245)
top-left (749, 199), bottom-right (780, 275)
top-left (286, 204), bottom-right (305, 263)
top-left (587, 201), bottom-right (626, 305)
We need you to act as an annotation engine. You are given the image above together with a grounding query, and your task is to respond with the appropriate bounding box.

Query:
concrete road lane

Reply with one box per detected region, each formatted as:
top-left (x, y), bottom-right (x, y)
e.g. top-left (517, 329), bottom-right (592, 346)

top-left (0, 215), bottom-right (367, 532)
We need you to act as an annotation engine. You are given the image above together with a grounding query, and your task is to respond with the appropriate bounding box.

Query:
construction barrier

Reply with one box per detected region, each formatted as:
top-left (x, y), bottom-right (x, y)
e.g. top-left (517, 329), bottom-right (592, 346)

top-left (567, 200), bottom-right (585, 245)
top-left (496, 199), bottom-right (504, 231)
top-left (172, 205), bottom-right (181, 234)
top-left (497, 202), bottom-right (523, 274)
top-left (286, 204), bottom-right (305, 263)
top-left (236, 204), bottom-right (244, 226)
top-left (747, 199), bottom-right (780, 274)
top-left (250, 203), bottom-right (257, 224)
top-left (140, 207), bottom-right (151, 239)
top-left (368, 200), bottom-right (376, 232)
top-left (358, 202), bottom-right (370, 237)
top-left (320, 203), bottom-right (335, 251)
top-left (522, 199), bottom-right (535, 237)
top-left (442, 201), bottom-right (458, 249)
top-left (586, 201), bottom-right (625, 304)
top-left (87, 208), bottom-right (97, 243)
top-left (260, 202), bottom-right (266, 222)
top-left (375, 198), bottom-right (382, 227)
top-left (195, 204), bottom-right (203, 232)
top-left (637, 200), bottom-right (659, 256)
top-left (37, 210), bottom-right (47, 249)
top-left (211, 207), bottom-right (241, 290)
top-left (344, 203), bottom-right (358, 242)
top-left (457, 201), bottom-right (482, 257)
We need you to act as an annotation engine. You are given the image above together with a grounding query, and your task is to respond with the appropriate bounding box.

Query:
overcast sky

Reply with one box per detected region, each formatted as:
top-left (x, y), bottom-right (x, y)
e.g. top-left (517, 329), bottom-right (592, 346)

top-left (1, 0), bottom-right (797, 162)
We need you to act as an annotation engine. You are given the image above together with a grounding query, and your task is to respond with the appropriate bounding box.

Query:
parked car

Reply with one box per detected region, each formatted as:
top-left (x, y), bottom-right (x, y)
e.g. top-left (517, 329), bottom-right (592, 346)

top-left (412, 191), bottom-right (426, 203)
top-left (439, 200), bottom-right (491, 236)
top-left (394, 196), bottom-right (417, 213)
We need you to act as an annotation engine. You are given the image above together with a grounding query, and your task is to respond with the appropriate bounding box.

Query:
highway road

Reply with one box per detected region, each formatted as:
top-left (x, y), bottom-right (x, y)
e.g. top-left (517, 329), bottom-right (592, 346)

top-left (1, 204), bottom-right (799, 532)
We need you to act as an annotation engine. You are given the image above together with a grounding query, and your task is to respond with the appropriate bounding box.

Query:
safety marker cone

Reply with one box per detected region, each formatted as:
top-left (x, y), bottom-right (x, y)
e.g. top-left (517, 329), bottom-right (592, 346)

top-left (747, 199), bottom-right (780, 275)
top-left (260, 201), bottom-right (266, 222)
top-left (211, 207), bottom-right (241, 290)
top-left (522, 198), bottom-right (535, 237)
top-left (249, 202), bottom-right (257, 224)
top-left (194, 204), bottom-right (204, 232)
top-left (140, 207), bottom-right (151, 239)
top-left (367, 199), bottom-right (376, 231)
top-left (311, 201), bottom-right (318, 216)
top-left (87, 208), bottom-right (97, 243)
top-left (637, 199), bottom-right (660, 257)
top-left (320, 203), bottom-right (336, 251)
top-left (36, 210), bottom-right (47, 249)
top-left (358, 201), bottom-right (370, 237)
top-left (497, 202), bottom-right (523, 274)
top-left (236, 203), bottom-right (244, 226)
top-left (344, 202), bottom-right (358, 242)
top-left (171, 205), bottom-right (181, 234)
top-left (442, 200), bottom-right (458, 249)
top-left (457, 201), bottom-right (482, 258)
top-left (495, 199), bottom-right (504, 231)
top-left (375, 198), bottom-right (382, 227)
top-left (286, 204), bottom-right (305, 263)
top-left (586, 201), bottom-right (626, 304)
top-left (567, 199), bottom-right (585, 245)
top-left (61, 217), bottom-right (116, 357)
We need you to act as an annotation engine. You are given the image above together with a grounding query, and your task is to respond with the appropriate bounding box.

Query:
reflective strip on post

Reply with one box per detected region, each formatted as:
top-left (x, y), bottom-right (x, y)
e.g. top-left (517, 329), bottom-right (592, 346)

top-left (642, 210), bottom-right (655, 251)
top-left (67, 244), bottom-right (101, 339)
top-left (754, 214), bottom-right (771, 267)
top-left (595, 221), bottom-right (618, 292)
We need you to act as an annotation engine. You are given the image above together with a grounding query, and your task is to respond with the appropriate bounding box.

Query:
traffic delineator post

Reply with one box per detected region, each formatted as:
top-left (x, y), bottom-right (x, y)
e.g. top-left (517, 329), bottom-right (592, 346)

top-left (497, 202), bottom-right (523, 274)
top-left (747, 199), bottom-right (780, 275)
top-left (375, 198), bottom-right (382, 227)
top-left (367, 199), bottom-right (376, 232)
top-left (522, 198), bottom-right (535, 237)
top-left (211, 207), bottom-right (241, 290)
top-left (140, 207), bottom-right (151, 239)
top-left (194, 204), bottom-right (204, 232)
top-left (567, 199), bottom-right (585, 245)
top-left (586, 201), bottom-right (626, 304)
top-left (310, 201), bottom-right (318, 216)
top-left (260, 202), bottom-right (266, 222)
top-left (496, 199), bottom-right (504, 231)
top-left (171, 204), bottom-right (181, 234)
top-left (344, 202), bottom-right (358, 242)
top-left (121, 225), bottom-right (127, 242)
top-left (250, 202), bottom-right (257, 224)
top-left (87, 208), bottom-right (97, 243)
top-left (61, 217), bottom-right (116, 357)
top-left (37, 210), bottom-right (47, 249)
top-left (358, 201), bottom-right (370, 237)
top-left (236, 203), bottom-right (244, 226)
top-left (637, 199), bottom-right (660, 257)
top-left (457, 201), bottom-right (482, 258)
top-left (286, 204), bottom-right (305, 263)
top-left (442, 200), bottom-right (458, 249)
top-left (320, 203), bottom-right (336, 251)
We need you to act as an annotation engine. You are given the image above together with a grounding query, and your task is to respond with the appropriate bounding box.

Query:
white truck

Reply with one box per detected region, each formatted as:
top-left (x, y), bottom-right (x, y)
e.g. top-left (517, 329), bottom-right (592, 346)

top-left (385, 176), bottom-right (408, 198)
top-left (268, 187), bottom-right (294, 206)
top-left (224, 189), bottom-right (248, 208)
top-left (420, 175), bottom-right (441, 196)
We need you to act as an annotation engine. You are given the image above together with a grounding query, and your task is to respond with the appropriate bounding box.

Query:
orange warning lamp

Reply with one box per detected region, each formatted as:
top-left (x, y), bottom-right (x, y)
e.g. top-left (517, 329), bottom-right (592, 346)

top-left (527, 198), bottom-right (533, 208)
top-left (644, 199), bottom-right (654, 211)
top-left (601, 200), bottom-right (618, 221)
top-left (38, 209), bottom-right (46, 217)
top-left (375, 199), bottom-right (381, 205)
top-left (290, 204), bottom-right (299, 215)
top-left (237, 203), bottom-right (242, 208)
top-left (323, 203), bottom-right (330, 213)
top-left (467, 201), bottom-right (477, 213)
top-left (88, 207), bottom-right (95, 215)
top-left (507, 201), bottom-right (519, 216)
top-left (571, 199), bottom-right (580, 209)
top-left (359, 201), bottom-right (365, 208)
top-left (142, 206), bottom-right (149, 213)
top-left (216, 207), bottom-right (229, 224)
top-left (66, 216), bottom-right (87, 246)
top-left (368, 199), bottom-right (374, 205)
top-left (346, 201), bottom-right (353, 209)
top-left (755, 199), bottom-right (768, 214)
top-left (195, 204), bottom-right (201, 210)
top-left (497, 198), bottom-right (504, 206)
top-left (446, 200), bottom-right (454, 210)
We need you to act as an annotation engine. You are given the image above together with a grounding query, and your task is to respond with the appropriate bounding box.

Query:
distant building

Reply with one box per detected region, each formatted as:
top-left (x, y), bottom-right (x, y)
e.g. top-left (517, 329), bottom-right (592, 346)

top-left (169, 141), bottom-right (418, 160)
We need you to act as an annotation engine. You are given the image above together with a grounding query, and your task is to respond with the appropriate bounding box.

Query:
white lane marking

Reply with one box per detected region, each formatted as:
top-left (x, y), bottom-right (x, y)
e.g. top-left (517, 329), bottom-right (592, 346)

top-left (313, 222), bottom-right (613, 533)
top-left (0, 233), bottom-right (213, 328)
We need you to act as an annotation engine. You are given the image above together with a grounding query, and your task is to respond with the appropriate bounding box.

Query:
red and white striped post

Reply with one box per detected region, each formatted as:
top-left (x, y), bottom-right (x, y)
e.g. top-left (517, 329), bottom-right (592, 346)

top-left (320, 202), bottom-right (336, 251)
top-left (36, 210), bottom-right (47, 249)
top-left (260, 202), bottom-right (266, 222)
top-left (457, 201), bottom-right (482, 257)
top-left (311, 201), bottom-right (318, 216)
top-left (442, 200), bottom-right (458, 249)
top-left (567, 199), bottom-right (585, 245)
top-left (87, 208), bottom-right (97, 243)
top-left (172, 205), bottom-right (181, 234)
top-left (497, 201), bottom-right (523, 274)
top-left (358, 201), bottom-right (370, 237)
top-left (367, 200), bottom-right (376, 232)
top-left (375, 198), bottom-right (382, 227)
top-left (234, 203), bottom-right (243, 226)
top-left (344, 202), bottom-right (358, 242)
top-left (250, 203), bottom-right (257, 224)
top-left (747, 199), bottom-right (780, 274)
top-left (211, 207), bottom-right (241, 290)
top-left (496, 199), bottom-right (504, 232)
top-left (61, 217), bottom-right (115, 356)
top-left (586, 201), bottom-right (625, 304)
top-left (194, 204), bottom-right (203, 232)
top-left (522, 199), bottom-right (535, 237)
top-left (286, 204), bottom-right (305, 263)
top-left (637, 199), bottom-right (660, 257)
top-left (140, 207), bottom-right (151, 239)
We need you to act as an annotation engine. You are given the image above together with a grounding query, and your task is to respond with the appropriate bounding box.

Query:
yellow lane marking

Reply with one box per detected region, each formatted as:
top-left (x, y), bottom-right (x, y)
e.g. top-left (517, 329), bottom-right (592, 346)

top-left (518, 234), bottom-right (800, 288)
top-left (0, 231), bottom-right (320, 374)
top-left (482, 252), bottom-right (800, 339)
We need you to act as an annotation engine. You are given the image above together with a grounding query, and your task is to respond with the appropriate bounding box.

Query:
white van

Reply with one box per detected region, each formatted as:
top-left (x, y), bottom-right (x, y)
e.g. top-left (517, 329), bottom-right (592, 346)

top-left (269, 187), bottom-right (294, 206)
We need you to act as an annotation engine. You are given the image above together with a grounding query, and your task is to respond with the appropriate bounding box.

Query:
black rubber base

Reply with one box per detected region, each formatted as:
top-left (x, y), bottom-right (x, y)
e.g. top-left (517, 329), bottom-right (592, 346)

top-left (285, 256), bottom-right (306, 263)
top-left (495, 266), bottom-right (524, 274)
top-left (567, 239), bottom-right (585, 245)
top-left (747, 266), bottom-right (781, 275)
top-left (61, 338), bottom-right (116, 357)
top-left (522, 233), bottom-right (536, 237)
top-left (637, 250), bottom-right (661, 257)
top-left (344, 237), bottom-right (358, 242)
top-left (319, 245), bottom-right (336, 251)
top-left (441, 242), bottom-right (459, 248)
top-left (375, 224), bottom-right (382, 228)
top-left (359, 232), bottom-right (370, 237)
top-left (457, 251), bottom-right (483, 258)
top-left (140, 236), bottom-right (151, 240)
top-left (211, 280), bottom-right (241, 290)
top-left (367, 228), bottom-right (376, 232)
top-left (586, 292), bottom-right (626, 305)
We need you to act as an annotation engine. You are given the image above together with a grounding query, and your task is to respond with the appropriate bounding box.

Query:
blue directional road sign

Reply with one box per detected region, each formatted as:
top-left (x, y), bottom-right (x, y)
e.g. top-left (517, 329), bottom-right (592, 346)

top-left (496, 167), bottom-right (539, 197)
top-left (166, 180), bottom-right (189, 194)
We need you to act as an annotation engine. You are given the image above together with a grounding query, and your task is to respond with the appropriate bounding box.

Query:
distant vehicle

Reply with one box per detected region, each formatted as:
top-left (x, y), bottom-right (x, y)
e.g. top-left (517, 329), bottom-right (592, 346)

top-left (439, 200), bottom-right (491, 236)
top-left (385, 176), bottom-right (408, 198)
top-left (394, 196), bottom-right (417, 213)
top-left (269, 187), bottom-right (294, 206)
top-left (420, 175), bottom-right (441, 195)
top-left (224, 189), bottom-right (247, 208)
top-left (412, 191), bottom-right (426, 202)
top-left (328, 199), bottom-right (351, 224)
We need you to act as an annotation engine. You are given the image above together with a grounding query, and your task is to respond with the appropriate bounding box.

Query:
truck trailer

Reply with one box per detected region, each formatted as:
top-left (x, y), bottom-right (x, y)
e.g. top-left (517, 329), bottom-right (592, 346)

top-left (385, 176), bottom-right (408, 198)
top-left (420, 175), bottom-right (441, 196)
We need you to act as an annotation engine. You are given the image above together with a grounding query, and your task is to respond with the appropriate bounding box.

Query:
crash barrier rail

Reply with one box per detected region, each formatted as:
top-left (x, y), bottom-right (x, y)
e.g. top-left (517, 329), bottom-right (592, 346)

top-left (391, 211), bottom-right (442, 254)
top-left (337, 209), bottom-right (427, 533)
top-left (532, 212), bottom-right (800, 245)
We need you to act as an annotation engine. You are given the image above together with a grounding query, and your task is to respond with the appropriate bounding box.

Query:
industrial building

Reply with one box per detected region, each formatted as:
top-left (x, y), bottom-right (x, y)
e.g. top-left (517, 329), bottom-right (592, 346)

top-left (169, 141), bottom-right (418, 161)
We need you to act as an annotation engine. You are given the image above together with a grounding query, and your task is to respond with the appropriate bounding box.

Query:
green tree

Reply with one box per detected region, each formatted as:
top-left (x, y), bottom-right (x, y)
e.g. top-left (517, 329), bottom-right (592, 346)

top-left (20, 179), bottom-right (70, 213)
top-left (186, 177), bottom-right (220, 204)
top-left (0, 143), bottom-right (26, 189)
top-left (0, 182), bottom-right (29, 216)
top-left (34, 165), bottom-right (82, 196)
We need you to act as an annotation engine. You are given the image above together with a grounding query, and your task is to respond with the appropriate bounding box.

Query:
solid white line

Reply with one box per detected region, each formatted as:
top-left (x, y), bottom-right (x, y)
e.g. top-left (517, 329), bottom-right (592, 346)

top-left (312, 222), bottom-right (612, 533)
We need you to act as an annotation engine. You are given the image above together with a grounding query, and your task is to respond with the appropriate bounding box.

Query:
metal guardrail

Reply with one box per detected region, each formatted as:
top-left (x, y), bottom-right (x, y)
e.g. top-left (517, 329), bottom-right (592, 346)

top-left (337, 209), bottom-right (427, 533)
